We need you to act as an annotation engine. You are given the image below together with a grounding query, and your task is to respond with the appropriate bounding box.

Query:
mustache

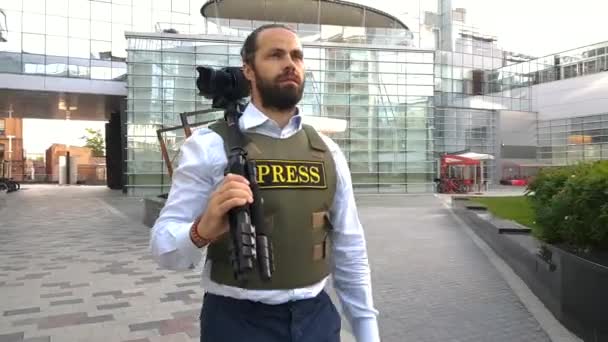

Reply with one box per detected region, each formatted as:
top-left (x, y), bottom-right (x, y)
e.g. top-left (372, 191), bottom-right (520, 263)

top-left (275, 72), bottom-right (302, 84)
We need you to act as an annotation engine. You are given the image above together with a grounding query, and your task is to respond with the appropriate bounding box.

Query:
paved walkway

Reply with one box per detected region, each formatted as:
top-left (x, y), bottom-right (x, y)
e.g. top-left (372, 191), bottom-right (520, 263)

top-left (0, 185), bottom-right (553, 341)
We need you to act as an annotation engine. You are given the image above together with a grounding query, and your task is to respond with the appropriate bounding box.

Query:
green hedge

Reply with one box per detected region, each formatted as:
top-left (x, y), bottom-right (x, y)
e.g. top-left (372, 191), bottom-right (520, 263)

top-left (527, 160), bottom-right (608, 251)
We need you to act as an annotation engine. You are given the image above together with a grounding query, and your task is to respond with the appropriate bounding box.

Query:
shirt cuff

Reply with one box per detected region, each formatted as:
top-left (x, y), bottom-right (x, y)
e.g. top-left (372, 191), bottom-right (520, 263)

top-left (174, 221), bottom-right (207, 265)
top-left (351, 317), bottom-right (380, 342)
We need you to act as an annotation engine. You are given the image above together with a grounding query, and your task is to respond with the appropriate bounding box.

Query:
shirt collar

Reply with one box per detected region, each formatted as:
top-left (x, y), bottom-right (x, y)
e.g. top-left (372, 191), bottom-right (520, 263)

top-left (240, 102), bottom-right (302, 132)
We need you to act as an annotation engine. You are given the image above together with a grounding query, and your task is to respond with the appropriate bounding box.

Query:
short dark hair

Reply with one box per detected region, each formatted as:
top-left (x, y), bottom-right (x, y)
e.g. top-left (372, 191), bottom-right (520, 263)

top-left (240, 24), bottom-right (297, 66)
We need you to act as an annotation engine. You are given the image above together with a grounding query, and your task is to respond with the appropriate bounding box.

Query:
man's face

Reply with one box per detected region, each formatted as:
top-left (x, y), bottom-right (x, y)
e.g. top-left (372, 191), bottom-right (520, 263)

top-left (244, 28), bottom-right (305, 111)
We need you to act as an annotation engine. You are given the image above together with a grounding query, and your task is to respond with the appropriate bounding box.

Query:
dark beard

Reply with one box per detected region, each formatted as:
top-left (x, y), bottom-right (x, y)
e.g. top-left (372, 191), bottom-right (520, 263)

top-left (254, 71), bottom-right (305, 111)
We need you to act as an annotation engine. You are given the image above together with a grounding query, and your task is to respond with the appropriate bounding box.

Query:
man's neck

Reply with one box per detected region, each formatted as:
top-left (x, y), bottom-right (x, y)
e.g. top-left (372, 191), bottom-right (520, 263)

top-left (253, 101), bottom-right (297, 129)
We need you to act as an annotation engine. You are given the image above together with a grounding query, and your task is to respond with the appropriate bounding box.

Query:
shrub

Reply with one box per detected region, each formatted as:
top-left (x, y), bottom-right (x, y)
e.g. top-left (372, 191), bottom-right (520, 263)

top-left (527, 161), bottom-right (608, 251)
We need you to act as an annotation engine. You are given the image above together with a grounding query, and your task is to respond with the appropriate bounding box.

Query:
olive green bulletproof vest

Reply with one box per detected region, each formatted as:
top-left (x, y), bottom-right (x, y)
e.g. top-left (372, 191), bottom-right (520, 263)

top-left (207, 119), bottom-right (337, 290)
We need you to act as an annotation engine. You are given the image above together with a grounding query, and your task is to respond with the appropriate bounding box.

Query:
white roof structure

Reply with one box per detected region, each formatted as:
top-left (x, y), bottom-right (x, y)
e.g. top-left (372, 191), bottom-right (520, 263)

top-left (457, 152), bottom-right (495, 160)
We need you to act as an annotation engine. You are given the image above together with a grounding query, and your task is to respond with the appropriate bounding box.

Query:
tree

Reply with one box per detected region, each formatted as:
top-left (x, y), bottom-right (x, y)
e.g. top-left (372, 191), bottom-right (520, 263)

top-left (81, 128), bottom-right (105, 157)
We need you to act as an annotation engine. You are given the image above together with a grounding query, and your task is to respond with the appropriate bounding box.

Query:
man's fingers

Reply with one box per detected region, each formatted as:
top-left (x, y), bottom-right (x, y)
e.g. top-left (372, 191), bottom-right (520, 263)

top-left (224, 173), bottom-right (250, 185)
top-left (218, 181), bottom-right (253, 198)
top-left (217, 188), bottom-right (253, 203)
top-left (217, 197), bottom-right (249, 215)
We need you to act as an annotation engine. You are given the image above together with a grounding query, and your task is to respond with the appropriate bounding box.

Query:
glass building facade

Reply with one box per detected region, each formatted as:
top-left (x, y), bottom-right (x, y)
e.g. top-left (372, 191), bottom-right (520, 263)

top-left (125, 33), bottom-right (435, 196)
top-left (489, 41), bottom-right (608, 92)
top-left (537, 113), bottom-right (608, 166)
top-left (432, 0), bottom-right (536, 183)
top-left (1, 0), bottom-right (561, 194)
top-left (0, 0), bottom-right (207, 80)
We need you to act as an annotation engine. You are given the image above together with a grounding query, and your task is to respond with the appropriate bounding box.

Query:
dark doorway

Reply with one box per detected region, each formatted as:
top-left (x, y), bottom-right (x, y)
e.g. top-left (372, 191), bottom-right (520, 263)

top-left (105, 110), bottom-right (124, 191)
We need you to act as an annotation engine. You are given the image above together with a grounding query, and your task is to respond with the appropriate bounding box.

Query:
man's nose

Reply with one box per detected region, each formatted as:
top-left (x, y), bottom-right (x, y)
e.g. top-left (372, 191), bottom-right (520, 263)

top-left (284, 56), bottom-right (297, 70)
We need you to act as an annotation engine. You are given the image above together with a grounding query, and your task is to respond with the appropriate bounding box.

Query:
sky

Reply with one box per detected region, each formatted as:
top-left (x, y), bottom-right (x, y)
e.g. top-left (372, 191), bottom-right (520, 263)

top-left (22, 119), bottom-right (106, 156)
top-left (357, 0), bottom-right (608, 57)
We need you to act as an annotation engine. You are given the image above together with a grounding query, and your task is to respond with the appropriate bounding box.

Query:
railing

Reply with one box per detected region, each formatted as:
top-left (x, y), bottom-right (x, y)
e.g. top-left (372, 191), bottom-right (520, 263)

top-left (0, 51), bottom-right (127, 81)
top-left (488, 40), bottom-right (608, 93)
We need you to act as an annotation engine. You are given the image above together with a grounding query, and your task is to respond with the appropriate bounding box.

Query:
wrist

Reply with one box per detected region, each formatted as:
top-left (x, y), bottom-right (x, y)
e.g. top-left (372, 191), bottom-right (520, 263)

top-left (190, 215), bottom-right (214, 248)
top-left (196, 213), bottom-right (218, 240)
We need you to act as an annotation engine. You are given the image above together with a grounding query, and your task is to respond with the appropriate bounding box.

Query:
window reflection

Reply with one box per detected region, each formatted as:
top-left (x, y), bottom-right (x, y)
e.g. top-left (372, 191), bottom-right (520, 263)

top-left (91, 40), bottom-right (111, 59)
top-left (69, 18), bottom-right (90, 39)
top-left (46, 35), bottom-right (68, 56)
top-left (112, 4), bottom-right (131, 25)
top-left (22, 53), bottom-right (45, 74)
top-left (68, 37), bottom-right (89, 58)
top-left (68, 56), bottom-right (90, 78)
top-left (69, 0), bottom-right (90, 19)
top-left (46, 16), bottom-right (68, 37)
top-left (22, 33), bottom-right (45, 54)
top-left (45, 55), bottom-right (68, 76)
top-left (91, 59), bottom-right (113, 79)
top-left (90, 21), bottom-right (111, 41)
top-left (23, 13), bottom-right (45, 34)
top-left (132, 7), bottom-right (152, 32)
top-left (91, 1), bottom-right (111, 21)
top-left (23, 0), bottom-right (45, 14)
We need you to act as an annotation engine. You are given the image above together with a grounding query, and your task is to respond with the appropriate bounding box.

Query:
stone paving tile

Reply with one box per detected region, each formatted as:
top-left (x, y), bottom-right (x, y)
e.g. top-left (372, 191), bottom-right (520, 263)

top-left (3, 308), bottom-right (41, 317)
top-left (0, 185), bottom-right (556, 342)
top-left (40, 291), bottom-right (73, 299)
top-left (97, 302), bottom-right (131, 310)
top-left (49, 298), bottom-right (84, 306)
top-left (0, 332), bottom-right (23, 342)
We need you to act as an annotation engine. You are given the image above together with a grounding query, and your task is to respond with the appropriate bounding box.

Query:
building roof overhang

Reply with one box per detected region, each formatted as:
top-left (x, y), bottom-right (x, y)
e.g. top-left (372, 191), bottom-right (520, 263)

top-left (201, 0), bottom-right (410, 31)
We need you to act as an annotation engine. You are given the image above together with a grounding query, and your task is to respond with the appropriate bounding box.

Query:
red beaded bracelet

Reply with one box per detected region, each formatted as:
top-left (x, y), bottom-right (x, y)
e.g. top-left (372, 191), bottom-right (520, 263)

top-left (189, 216), bottom-right (213, 248)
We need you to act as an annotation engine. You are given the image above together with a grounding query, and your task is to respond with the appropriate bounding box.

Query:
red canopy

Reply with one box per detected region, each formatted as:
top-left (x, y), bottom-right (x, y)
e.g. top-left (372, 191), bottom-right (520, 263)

top-left (441, 154), bottom-right (480, 166)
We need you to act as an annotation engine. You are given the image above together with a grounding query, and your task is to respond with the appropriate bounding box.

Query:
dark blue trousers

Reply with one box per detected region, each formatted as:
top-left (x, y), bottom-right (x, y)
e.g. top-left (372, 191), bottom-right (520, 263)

top-left (199, 290), bottom-right (341, 342)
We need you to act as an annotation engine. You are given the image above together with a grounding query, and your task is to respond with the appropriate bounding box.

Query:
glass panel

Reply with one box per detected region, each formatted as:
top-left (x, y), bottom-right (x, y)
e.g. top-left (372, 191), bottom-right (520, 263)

top-left (22, 33), bottom-right (45, 54)
top-left (112, 4), bottom-right (131, 25)
top-left (90, 1), bottom-right (111, 21)
top-left (0, 52), bottom-right (22, 73)
top-left (22, 12), bottom-right (45, 34)
top-left (69, 18), bottom-right (90, 39)
top-left (22, 53), bottom-right (45, 74)
top-left (112, 61), bottom-right (126, 79)
top-left (46, 16), bottom-right (68, 37)
top-left (91, 21), bottom-right (111, 41)
top-left (23, 0), bottom-right (45, 13)
top-left (91, 40), bottom-right (112, 60)
top-left (69, 0), bottom-right (90, 19)
top-left (111, 23), bottom-right (128, 58)
top-left (0, 0), bottom-right (24, 11)
top-left (45, 55), bottom-right (68, 76)
top-left (68, 37), bottom-right (89, 58)
top-left (91, 59), bottom-right (112, 79)
top-left (46, 0), bottom-right (67, 16)
top-left (132, 7), bottom-right (152, 32)
top-left (68, 57), bottom-right (90, 78)
top-left (46, 35), bottom-right (68, 56)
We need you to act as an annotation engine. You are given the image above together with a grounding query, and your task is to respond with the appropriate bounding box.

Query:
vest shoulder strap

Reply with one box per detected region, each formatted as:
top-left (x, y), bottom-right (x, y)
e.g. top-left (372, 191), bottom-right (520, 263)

top-left (207, 119), bottom-right (251, 155)
top-left (301, 124), bottom-right (327, 152)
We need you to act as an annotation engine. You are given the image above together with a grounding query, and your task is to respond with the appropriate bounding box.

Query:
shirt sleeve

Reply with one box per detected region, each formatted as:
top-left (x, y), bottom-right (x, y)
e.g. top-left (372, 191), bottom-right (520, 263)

top-left (321, 135), bottom-right (381, 342)
top-left (149, 129), bottom-right (227, 271)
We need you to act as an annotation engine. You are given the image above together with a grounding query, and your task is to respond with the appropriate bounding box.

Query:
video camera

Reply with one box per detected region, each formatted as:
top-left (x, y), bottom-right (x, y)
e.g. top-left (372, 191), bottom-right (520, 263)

top-left (195, 66), bottom-right (274, 284)
top-left (196, 66), bottom-right (250, 108)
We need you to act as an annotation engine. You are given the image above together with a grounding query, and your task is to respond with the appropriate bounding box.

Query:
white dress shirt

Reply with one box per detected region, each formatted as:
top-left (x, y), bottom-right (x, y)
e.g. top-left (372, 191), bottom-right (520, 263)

top-left (150, 103), bottom-right (380, 342)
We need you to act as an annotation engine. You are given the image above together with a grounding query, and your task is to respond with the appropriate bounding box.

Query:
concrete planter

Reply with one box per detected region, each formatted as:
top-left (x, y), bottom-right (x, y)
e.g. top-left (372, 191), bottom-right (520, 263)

top-left (453, 200), bottom-right (608, 342)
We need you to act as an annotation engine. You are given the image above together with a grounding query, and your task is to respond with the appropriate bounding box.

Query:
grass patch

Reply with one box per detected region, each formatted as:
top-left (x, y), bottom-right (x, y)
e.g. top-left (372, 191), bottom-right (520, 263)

top-left (469, 196), bottom-right (536, 228)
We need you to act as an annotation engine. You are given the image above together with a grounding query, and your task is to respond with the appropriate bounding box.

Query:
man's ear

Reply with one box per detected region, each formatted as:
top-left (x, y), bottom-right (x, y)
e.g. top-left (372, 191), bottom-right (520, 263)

top-left (243, 63), bottom-right (255, 83)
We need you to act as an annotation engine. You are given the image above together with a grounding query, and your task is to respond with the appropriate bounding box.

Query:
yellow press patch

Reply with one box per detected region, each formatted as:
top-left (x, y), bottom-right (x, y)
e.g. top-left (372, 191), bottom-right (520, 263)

top-left (253, 159), bottom-right (327, 189)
